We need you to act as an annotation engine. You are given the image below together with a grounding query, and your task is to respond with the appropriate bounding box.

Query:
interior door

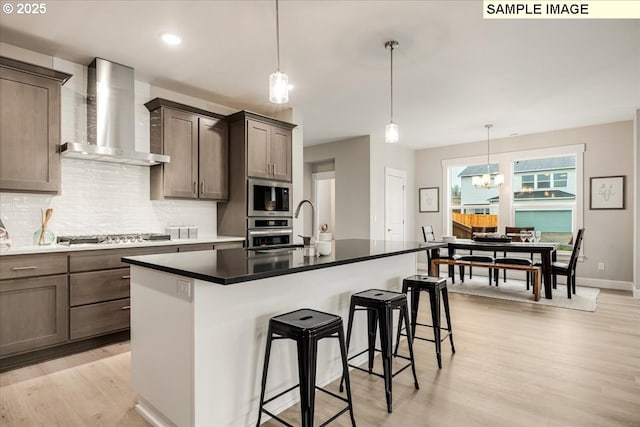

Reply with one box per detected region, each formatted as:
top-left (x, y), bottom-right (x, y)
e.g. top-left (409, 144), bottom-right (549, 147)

top-left (385, 168), bottom-right (406, 241)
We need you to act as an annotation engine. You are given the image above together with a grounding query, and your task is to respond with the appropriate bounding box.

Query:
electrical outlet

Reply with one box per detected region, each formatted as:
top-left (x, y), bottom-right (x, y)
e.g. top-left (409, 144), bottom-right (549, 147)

top-left (176, 280), bottom-right (192, 300)
top-left (597, 262), bottom-right (605, 271)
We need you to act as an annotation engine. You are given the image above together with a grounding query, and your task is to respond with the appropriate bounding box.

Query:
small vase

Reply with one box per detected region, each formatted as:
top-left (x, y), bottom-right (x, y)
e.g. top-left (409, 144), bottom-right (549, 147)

top-left (33, 227), bottom-right (55, 245)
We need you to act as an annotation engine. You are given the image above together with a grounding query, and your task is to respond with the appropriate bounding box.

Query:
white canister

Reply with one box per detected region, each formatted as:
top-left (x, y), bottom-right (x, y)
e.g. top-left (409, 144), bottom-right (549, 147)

top-left (316, 241), bottom-right (332, 256)
top-left (318, 232), bottom-right (332, 241)
top-left (166, 227), bottom-right (180, 240)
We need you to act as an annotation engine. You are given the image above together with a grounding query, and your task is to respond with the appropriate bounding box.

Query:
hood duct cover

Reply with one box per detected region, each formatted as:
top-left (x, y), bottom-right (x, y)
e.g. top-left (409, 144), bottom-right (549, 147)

top-left (60, 58), bottom-right (169, 166)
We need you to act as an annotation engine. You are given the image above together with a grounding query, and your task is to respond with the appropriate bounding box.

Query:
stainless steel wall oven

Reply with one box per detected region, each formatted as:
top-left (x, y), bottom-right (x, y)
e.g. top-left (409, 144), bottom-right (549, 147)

top-left (246, 217), bottom-right (293, 248)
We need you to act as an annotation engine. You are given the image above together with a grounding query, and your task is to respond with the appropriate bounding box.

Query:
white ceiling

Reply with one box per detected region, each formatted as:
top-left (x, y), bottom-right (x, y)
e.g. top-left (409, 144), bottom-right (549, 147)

top-left (1, 1), bottom-right (638, 149)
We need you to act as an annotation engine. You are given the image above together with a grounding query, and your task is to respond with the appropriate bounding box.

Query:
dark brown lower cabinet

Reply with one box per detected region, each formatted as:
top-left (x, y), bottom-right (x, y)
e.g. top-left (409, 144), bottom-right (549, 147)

top-left (70, 298), bottom-right (131, 340)
top-left (0, 275), bottom-right (68, 356)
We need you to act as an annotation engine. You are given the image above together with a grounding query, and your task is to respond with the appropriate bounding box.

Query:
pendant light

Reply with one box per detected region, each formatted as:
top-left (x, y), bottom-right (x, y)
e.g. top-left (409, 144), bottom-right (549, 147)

top-left (384, 40), bottom-right (399, 143)
top-left (269, 0), bottom-right (289, 104)
top-left (472, 124), bottom-right (504, 188)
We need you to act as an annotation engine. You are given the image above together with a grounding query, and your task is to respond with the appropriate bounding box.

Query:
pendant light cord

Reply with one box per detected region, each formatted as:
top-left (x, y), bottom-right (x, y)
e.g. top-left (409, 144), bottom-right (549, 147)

top-left (485, 124), bottom-right (493, 175)
top-left (275, 0), bottom-right (281, 72)
top-left (390, 43), bottom-right (394, 122)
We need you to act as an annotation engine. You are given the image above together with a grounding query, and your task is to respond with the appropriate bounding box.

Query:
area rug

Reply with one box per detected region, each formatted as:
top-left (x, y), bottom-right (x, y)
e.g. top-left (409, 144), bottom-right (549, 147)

top-left (445, 277), bottom-right (600, 312)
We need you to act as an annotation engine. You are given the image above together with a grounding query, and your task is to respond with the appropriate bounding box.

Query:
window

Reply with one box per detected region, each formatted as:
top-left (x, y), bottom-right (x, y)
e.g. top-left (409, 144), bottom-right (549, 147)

top-left (522, 175), bottom-right (534, 190)
top-left (554, 172), bottom-right (568, 188)
top-left (448, 164), bottom-right (499, 239)
top-left (443, 146), bottom-right (584, 255)
top-left (536, 173), bottom-right (551, 188)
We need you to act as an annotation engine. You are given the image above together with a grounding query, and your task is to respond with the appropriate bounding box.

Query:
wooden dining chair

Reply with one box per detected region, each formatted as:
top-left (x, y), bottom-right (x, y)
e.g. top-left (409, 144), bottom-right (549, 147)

top-left (497, 226), bottom-right (535, 286)
top-left (465, 226), bottom-right (498, 281)
top-left (550, 228), bottom-right (585, 299)
top-left (422, 225), bottom-right (458, 283)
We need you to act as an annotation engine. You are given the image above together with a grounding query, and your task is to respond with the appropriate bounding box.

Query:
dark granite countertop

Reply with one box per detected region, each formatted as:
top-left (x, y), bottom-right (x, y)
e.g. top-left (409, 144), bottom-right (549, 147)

top-left (122, 239), bottom-right (446, 285)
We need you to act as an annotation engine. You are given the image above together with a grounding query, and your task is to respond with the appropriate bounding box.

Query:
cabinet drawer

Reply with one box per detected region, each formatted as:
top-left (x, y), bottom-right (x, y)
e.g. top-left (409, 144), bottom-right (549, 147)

top-left (0, 275), bottom-right (68, 356)
top-left (70, 268), bottom-right (130, 306)
top-left (213, 241), bottom-right (244, 250)
top-left (69, 246), bottom-right (177, 272)
top-left (0, 254), bottom-right (67, 280)
top-left (177, 243), bottom-right (214, 252)
top-left (70, 298), bottom-right (130, 340)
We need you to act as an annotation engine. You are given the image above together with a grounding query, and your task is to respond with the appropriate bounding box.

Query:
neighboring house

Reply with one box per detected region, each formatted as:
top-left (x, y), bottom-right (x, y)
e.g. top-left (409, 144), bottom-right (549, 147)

top-left (457, 156), bottom-right (576, 233)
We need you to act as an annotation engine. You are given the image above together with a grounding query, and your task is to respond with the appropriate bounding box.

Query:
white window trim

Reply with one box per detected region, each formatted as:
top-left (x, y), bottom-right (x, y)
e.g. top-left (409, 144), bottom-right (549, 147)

top-left (442, 144), bottom-right (585, 256)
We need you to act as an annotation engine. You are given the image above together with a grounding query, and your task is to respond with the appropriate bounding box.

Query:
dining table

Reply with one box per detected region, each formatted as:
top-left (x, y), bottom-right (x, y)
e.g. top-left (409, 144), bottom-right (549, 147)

top-left (423, 239), bottom-right (559, 299)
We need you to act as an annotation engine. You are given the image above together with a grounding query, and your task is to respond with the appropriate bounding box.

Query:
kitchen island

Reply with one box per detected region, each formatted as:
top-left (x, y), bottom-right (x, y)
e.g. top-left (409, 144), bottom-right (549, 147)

top-left (123, 239), bottom-right (443, 427)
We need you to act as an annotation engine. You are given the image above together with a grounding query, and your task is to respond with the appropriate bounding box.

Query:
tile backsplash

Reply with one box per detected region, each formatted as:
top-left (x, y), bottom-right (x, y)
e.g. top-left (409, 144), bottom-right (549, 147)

top-left (0, 159), bottom-right (218, 247)
top-left (0, 57), bottom-right (219, 247)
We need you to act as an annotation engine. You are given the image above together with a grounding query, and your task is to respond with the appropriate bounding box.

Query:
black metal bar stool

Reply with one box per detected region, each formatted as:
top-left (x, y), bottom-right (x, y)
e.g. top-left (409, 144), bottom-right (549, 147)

top-left (339, 289), bottom-right (419, 413)
top-left (394, 275), bottom-right (455, 369)
top-left (256, 308), bottom-right (356, 427)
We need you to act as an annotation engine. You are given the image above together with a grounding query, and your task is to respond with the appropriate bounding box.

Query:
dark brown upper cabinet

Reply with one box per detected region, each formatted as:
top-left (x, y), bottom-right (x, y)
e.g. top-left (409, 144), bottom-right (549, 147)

top-left (228, 111), bottom-right (295, 183)
top-left (0, 57), bottom-right (72, 194)
top-left (145, 98), bottom-right (228, 201)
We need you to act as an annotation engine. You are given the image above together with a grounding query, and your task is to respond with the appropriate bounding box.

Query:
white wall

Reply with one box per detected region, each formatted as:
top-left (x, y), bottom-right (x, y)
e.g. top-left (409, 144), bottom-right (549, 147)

top-left (0, 45), bottom-right (240, 246)
top-left (416, 121), bottom-right (635, 284)
top-left (369, 138), bottom-right (416, 241)
top-left (304, 136), bottom-right (371, 239)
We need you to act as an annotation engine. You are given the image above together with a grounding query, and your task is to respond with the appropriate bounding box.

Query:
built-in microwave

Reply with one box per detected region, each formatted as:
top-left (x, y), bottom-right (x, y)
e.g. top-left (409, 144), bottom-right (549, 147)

top-left (247, 178), bottom-right (292, 217)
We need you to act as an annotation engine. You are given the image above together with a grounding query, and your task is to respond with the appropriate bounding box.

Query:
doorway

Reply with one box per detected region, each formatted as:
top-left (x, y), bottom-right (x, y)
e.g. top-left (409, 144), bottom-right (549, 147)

top-left (312, 171), bottom-right (335, 237)
top-left (385, 167), bottom-right (406, 241)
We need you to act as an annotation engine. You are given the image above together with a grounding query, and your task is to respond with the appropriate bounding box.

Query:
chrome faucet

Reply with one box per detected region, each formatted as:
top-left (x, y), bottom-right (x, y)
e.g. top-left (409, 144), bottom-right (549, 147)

top-left (294, 199), bottom-right (316, 256)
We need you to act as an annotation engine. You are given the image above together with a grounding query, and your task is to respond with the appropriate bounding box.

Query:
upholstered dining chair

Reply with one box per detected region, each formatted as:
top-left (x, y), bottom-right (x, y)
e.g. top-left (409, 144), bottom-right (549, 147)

top-left (542, 228), bottom-right (585, 299)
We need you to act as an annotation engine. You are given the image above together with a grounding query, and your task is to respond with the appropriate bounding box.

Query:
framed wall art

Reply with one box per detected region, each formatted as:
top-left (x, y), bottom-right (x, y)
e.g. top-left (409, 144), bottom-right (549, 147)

top-left (419, 187), bottom-right (439, 212)
top-left (590, 175), bottom-right (625, 210)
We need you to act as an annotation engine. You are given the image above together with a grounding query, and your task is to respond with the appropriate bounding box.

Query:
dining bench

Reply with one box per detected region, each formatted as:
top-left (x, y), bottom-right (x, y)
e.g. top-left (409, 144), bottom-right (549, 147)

top-left (430, 258), bottom-right (542, 301)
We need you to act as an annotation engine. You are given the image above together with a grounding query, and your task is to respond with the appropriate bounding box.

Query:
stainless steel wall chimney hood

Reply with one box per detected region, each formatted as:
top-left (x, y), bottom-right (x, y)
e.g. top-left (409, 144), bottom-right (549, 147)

top-left (60, 58), bottom-right (169, 166)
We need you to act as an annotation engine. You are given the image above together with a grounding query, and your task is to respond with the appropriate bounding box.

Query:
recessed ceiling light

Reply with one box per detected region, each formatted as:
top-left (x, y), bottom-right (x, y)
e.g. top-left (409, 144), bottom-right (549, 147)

top-left (161, 33), bottom-right (182, 46)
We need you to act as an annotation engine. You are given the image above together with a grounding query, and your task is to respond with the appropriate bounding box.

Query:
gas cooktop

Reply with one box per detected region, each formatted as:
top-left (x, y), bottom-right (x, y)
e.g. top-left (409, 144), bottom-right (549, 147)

top-left (57, 233), bottom-right (171, 245)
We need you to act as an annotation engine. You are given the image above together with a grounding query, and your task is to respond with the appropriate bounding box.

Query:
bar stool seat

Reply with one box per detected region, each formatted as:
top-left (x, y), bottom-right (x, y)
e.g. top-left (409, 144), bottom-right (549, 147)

top-left (256, 308), bottom-right (356, 427)
top-left (339, 289), bottom-right (419, 413)
top-left (395, 275), bottom-right (455, 369)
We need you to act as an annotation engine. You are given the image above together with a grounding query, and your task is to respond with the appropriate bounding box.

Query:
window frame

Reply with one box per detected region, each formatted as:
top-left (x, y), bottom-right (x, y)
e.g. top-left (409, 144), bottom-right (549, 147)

top-left (442, 144), bottom-right (585, 256)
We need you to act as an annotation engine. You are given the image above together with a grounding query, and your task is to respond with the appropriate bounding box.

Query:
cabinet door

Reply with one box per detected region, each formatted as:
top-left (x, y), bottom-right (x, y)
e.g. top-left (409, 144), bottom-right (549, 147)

top-left (0, 68), bottom-right (61, 193)
top-left (0, 275), bottom-right (68, 356)
top-left (198, 117), bottom-right (228, 200)
top-left (271, 126), bottom-right (292, 182)
top-left (246, 119), bottom-right (271, 179)
top-left (162, 108), bottom-right (198, 198)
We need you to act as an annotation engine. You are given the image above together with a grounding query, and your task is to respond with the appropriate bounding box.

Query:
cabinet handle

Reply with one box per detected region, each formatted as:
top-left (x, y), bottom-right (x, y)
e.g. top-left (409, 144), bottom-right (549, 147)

top-left (201, 181), bottom-right (205, 194)
top-left (193, 181), bottom-right (197, 194)
top-left (121, 275), bottom-right (131, 279)
top-left (12, 266), bottom-right (37, 271)
top-left (121, 306), bottom-right (131, 310)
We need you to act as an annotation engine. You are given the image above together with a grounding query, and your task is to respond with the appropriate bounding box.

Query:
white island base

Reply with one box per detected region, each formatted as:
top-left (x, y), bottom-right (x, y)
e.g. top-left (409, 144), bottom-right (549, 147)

top-left (130, 253), bottom-right (416, 427)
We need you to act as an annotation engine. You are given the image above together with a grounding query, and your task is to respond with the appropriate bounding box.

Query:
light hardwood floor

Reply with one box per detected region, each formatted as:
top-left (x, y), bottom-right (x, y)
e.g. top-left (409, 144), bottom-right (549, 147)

top-left (1, 289), bottom-right (639, 427)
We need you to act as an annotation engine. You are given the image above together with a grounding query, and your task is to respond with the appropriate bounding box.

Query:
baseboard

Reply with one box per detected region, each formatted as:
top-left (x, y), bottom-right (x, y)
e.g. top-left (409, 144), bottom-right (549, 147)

top-left (417, 263), bottom-right (634, 292)
top-left (576, 277), bottom-right (633, 291)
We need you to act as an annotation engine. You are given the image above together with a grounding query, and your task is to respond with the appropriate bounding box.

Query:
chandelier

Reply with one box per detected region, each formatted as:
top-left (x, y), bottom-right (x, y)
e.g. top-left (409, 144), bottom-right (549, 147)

top-left (472, 124), bottom-right (504, 188)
